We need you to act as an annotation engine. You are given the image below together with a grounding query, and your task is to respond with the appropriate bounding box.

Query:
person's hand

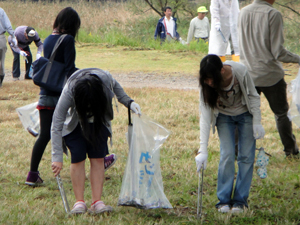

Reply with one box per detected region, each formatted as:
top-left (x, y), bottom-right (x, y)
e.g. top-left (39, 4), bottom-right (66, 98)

top-left (130, 102), bottom-right (141, 115)
top-left (195, 148), bottom-right (208, 172)
top-left (11, 37), bottom-right (17, 47)
top-left (36, 53), bottom-right (41, 60)
top-left (20, 51), bottom-right (28, 57)
top-left (215, 22), bottom-right (221, 31)
top-left (253, 124), bottom-right (265, 139)
top-left (52, 162), bottom-right (63, 177)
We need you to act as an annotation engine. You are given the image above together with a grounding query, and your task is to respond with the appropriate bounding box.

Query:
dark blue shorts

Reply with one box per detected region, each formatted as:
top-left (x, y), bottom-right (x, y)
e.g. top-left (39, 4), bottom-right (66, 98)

top-left (63, 123), bottom-right (109, 163)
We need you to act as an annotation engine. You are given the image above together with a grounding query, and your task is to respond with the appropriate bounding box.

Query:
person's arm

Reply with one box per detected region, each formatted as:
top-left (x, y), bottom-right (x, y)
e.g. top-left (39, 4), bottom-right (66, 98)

top-left (34, 32), bottom-right (43, 55)
top-left (187, 19), bottom-right (195, 44)
top-left (210, 0), bottom-right (220, 22)
top-left (206, 17), bottom-right (210, 38)
top-left (109, 72), bottom-right (133, 107)
top-left (244, 70), bottom-right (265, 139)
top-left (62, 35), bottom-right (77, 77)
top-left (195, 89), bottom-right (212, 172)
top-left (154, 20), bottom-right (161, 40)
top-left (8, 35), bottom-right (21, 53)
top-left (2, 10), bottom-right (14, 37)
top-left (270, 11), bottom-right (300, 63)
top-left (51, 83), bottom-right (73, 165)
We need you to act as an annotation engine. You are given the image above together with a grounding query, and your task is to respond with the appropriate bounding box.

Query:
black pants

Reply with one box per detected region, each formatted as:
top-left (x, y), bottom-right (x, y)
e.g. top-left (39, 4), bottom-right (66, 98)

top-left (30, 109), bottom-right (54, 172)
top-left (12, 45), bottom-right (32, 79)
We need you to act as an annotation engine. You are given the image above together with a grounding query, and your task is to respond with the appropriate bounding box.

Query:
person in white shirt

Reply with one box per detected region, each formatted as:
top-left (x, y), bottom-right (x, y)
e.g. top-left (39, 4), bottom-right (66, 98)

top-left (154, 6), bottom-right (180, 42)
top-left (208, 0), bottom-right (240, 62)
top-left (187, 6), bottom-right (210, 44)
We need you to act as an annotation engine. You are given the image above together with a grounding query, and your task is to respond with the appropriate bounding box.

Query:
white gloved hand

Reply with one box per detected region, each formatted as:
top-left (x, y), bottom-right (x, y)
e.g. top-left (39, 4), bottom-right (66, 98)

top-left (36, 53), bottom-right (41, 60)
top-left (215, 22), bottom-right (221, 31)
top-left (130, 102), bottom-right (141, 115)
top-left (11, 37), bottom-right (17, 47)
top-left (253, 124), bottom-right (265, 139)
top-left (19, 51), bottom-right (28, 57)
top-left (195, 149), bottom-right (208, 172)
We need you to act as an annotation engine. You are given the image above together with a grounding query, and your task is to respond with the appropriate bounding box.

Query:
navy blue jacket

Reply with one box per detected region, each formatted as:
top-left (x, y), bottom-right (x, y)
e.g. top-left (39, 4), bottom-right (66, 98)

top-left (154, 17), bottom-right (180, 41)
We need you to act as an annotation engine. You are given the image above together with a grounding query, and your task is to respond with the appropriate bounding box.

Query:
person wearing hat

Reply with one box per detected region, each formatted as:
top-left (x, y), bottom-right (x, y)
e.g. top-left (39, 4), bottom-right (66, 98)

top-left (0, 7), bottom-right (17, 87)
top-left (8, 26), bottom-right (43, 80)
top-left (186, 6), bottom-right (210, 44)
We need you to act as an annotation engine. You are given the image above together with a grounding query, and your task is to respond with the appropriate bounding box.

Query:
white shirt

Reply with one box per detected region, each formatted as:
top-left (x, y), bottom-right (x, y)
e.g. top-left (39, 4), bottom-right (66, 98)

top-left (164, 17), bottom-right (175, 37)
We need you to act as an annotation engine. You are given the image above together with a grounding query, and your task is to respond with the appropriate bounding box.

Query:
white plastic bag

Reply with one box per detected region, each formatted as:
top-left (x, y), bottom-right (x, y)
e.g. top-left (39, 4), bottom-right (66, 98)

top-left (16, 102), bottom-right (40, 136)
top-left (289, 69), bottom-right (300, 128)
top-left (118, 114), bottom-right (172, 209)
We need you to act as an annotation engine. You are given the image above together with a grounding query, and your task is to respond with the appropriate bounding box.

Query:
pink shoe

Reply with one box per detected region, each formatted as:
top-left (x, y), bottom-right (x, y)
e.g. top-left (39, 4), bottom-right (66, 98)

top-left (70, 201), bottom-right (87, 214)
top-left (88, 201), bottom-right (113, 215)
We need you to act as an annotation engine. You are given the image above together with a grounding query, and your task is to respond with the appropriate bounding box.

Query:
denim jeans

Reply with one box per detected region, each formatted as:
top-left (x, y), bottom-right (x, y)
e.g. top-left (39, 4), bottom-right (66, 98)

top-left (256, 79), bottom-right (299, 156)
top-left (215, 112), bottom-right (256, 208)
top-left (12, 45), bottom-right (32, 78)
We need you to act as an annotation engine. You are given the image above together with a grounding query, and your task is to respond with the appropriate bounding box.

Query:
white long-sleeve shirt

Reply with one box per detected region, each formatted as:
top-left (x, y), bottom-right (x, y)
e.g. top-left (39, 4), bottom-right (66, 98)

top-left (187, 17), bottom-right (210, 43)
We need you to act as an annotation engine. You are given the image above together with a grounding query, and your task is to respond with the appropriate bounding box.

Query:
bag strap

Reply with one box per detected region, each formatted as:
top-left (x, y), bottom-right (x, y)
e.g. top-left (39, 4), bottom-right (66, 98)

top-left (128, 100), bottom-right (134, 126)
top-left (42, 34), bottom-right (67, 83)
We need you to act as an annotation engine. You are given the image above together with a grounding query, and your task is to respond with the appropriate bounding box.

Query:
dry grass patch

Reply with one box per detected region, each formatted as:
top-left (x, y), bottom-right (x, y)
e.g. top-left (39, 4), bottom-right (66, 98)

top-left (0, 78), bottom-right (300, 224)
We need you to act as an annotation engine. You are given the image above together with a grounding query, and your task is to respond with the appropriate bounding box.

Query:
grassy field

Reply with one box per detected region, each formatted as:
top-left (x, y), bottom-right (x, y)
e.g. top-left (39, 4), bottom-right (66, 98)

top-left (0, 1), bottom-right (300, 224)
top-left (1, 47), bottom-right (300, 224)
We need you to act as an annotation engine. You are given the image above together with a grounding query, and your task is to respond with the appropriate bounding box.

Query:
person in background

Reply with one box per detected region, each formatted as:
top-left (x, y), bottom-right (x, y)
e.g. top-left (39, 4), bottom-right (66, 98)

top-left (51, 68), bottom-right (141, 215)
top-left (239, 0), bottom-right (300, 158)
top-left (25, 7), bottom-right (80, 186)
top-left (208, 0), bottom-right (240, 62)
top-left (8, 26), bottom-right (43, 80)
top-left (154, 6), bottom-right (180, 43)
top-left (195, 54), bottom-right (264, 213)
top-left (0, 7), bottom-right (17, 87)
top-left (186, 6), bottom-right (210, 44)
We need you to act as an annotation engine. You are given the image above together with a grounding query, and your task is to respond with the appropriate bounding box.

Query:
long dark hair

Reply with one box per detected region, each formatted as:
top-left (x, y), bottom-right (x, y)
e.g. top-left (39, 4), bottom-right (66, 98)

top-left (53, 7), bottom-right (81, 37)
top-left (74, 74), bottom-right (108, 146)
top-left (199, 54), bottom-right (224, 109)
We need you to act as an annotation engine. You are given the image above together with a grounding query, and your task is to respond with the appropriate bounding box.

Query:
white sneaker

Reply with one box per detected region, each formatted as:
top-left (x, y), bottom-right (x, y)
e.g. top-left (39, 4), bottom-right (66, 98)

top-left (231, 206), bottom-right (244, 213)
top-left (218, 205), bottom-right (230, 213)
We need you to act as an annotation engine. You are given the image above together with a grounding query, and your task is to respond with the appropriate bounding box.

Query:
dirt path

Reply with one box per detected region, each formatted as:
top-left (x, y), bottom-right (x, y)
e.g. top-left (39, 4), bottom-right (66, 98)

top-left (3, 69), bottom-right (199, 90)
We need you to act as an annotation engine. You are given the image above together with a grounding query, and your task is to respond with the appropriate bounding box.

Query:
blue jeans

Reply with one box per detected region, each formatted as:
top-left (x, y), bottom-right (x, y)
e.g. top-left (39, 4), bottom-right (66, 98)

top-left (215, 112), bottom-right (255, 208)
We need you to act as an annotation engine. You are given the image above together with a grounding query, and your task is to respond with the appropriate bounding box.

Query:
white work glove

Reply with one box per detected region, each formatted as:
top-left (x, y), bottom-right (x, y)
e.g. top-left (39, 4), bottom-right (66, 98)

top-left (19, 51), bottom-right (28, 57)
top-left (215, 22), bottom-right (221, 31)
top-left (195, 148), bottom-right (208, 172)
top-left (253, 124), bottom-right (265, 139)
top-left (130, 102), bottom-right (141, 115)
top-left (11, 37), bottom-right (17, 47)
top-left (36, 53), bottom-right (41, 60)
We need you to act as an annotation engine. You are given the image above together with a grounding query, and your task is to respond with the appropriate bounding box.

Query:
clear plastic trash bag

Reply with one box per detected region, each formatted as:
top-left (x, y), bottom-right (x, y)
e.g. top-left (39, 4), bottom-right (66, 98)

top-left (16, 102), bottom-right (40, 137)
top-left (289, 68), bottom-right (300, 128)
top-left (118, 114), bottom-right (172, 209)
